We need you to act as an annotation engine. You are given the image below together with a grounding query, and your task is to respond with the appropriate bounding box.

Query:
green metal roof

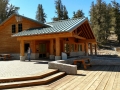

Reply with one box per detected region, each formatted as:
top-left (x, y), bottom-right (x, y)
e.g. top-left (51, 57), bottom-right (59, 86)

top-left (12, 17), bottom-right (88, 37)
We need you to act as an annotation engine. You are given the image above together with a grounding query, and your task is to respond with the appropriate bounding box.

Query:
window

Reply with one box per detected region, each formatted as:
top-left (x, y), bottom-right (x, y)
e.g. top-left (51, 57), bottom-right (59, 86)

top-left (78, 44), bottom-right (82, 51)
top-left (18, 23), bottom-right (22, 32)
top-left (64, 43), bottom-right (70, 53)
top-left (12, 24), bottom-right (16, 33)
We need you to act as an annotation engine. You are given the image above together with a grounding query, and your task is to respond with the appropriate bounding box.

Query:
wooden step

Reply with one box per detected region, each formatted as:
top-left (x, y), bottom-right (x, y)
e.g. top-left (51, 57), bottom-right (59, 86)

top-left (0, 72), bottom-right (65, 89)
top-left (0, 69), bottom-right (58, 83)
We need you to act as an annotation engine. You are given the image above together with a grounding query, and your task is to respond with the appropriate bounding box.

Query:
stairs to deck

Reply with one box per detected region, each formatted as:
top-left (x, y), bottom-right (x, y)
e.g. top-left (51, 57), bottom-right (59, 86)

top-left (0, 69), bottom-right (66, 89)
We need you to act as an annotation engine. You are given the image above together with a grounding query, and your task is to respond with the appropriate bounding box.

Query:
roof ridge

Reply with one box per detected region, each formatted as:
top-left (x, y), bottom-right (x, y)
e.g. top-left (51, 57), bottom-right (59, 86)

top-left (46, 17), bottom-right (86, 24)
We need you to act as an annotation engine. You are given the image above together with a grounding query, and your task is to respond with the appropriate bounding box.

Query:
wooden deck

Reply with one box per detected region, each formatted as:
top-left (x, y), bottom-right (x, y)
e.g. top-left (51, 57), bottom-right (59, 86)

top-left (15, 65), bottom-right (120, 90)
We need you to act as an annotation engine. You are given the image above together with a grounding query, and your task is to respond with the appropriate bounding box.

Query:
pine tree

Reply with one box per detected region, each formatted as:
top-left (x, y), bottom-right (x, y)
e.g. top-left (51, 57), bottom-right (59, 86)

top-left (0, 0), bottom-right (19, 23)
top-left (90, 1), bottom-right (98, 40)
top-left (36, 4), bottom-right (46, 23)
top-left (89, 0), bottom-right (111, 43)
top-left (63, 5), bottom-right (69, 20)
top-left (111, 0), bottom-right (120, 43)
top-left (53, 0), bottom-right (63, 21)
top-left (76, 10), bottom-right (84, 17)
top-left (53, 0), bottom-right (69, 21)
top-left (73, 11), bottom-right (77, 18)
top-left (72, 10), bottom-right (84, 18)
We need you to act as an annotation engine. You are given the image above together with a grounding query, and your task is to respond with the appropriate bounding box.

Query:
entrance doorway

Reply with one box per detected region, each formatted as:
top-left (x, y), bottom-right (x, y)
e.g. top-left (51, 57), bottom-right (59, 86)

top-left (39, 43), bottom-right (46, 58)
top-left (24, 43), bottom-right (30, 53)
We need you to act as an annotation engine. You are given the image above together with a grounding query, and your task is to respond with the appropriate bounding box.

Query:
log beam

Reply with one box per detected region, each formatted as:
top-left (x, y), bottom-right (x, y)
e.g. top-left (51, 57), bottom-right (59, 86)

top-left (73, 35), bottom-right (86, 40)
top-left (20, 40), bottom-right (25, 56)
top-left (55, 38), bottom-right (60, 56)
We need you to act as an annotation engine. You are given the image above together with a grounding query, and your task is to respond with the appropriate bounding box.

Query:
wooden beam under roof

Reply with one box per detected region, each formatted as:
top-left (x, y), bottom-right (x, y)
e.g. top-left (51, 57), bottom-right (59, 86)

top-left (73, 35), bottom-right (86, 40)
top-left (78, 39), bottom-right (96, 43)
top-left (17, 32), bottom-right (73, 40)
top-left (80, 25), bottom-right (88, 39)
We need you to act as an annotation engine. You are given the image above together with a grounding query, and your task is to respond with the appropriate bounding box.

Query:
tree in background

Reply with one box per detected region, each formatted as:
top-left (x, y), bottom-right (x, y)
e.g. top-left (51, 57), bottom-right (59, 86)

top-left (53, 0), bottom-right (69, 21)
top-left (0, 0), bottom-right (19, 23)
top-left (89, 0), bottom-right (112, 43)
top-left (63, 5), bottom-right (69, 20)
top-left (72, 10), bottom-right (84, 18)
top-left (36, 4), bottom-right (46, 23)
top-left (111, 0), bottom-right (120, 43)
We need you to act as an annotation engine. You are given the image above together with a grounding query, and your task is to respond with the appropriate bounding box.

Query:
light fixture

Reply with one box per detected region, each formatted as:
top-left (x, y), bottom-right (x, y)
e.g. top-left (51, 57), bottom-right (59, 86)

top-left (66, 38), bottom-right (69, 41)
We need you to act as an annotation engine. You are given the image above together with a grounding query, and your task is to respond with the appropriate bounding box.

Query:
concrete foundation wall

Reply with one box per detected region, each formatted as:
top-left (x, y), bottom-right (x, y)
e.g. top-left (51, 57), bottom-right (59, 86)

top-left (10, 53), bottom-right (20, 60)
top-left (48, 60), bottom-right (77, 75)
top-left (70, 51), bottom-right (85, 57)
top-left (10, 53), bottom-right (39, 60)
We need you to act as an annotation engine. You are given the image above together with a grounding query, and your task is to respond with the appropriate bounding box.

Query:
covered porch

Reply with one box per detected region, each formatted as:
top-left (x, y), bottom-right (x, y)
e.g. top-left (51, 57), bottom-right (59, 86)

top-left (12, 17), bottom-right (97, 61)
top-left (18, 34), bottom-right (97, 61)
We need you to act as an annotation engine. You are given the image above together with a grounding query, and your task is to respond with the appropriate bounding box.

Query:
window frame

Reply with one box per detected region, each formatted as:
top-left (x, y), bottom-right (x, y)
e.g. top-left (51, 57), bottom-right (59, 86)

top-left (12, 24), bottom-right (16, 33)
top-left (18, 23), bottom-right (22, 32)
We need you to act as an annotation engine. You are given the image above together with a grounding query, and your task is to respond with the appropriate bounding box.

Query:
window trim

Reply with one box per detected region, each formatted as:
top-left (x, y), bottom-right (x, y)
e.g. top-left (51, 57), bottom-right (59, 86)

top-left (18, 23), bottom-right (22, 32)
top-left (12, 24), bottom-right (16, 33)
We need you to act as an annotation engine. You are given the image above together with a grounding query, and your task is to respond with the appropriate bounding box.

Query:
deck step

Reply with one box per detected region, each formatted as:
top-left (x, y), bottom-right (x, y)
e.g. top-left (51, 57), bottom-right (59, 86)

top-left (0, 72), bottom-right (66, 89)
top-left (0, 69), bottom-right (58, 83)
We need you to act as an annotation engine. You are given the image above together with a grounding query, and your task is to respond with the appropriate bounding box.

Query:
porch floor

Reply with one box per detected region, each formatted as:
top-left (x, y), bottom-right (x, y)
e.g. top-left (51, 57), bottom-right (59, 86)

top-left (14, 65), bottom-right (120, 90)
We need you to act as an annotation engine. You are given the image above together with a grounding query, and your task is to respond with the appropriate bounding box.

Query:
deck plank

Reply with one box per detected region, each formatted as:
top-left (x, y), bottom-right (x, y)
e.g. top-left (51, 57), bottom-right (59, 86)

top-left (104, 66), bottom-right (118, 90)
top-left (47, 69), bottom-right (85, 89)
top-left (63, 66), bottom-right (101, 90)
top-left (84, 66), bottom-right (110, 90)
top-left (8, 65), bottom-right (120, 90)
top-left (72, 66), bottom-right (107, 90)
top-left (95, 66), bottom-right (115, 90)
top-left (112, 66), bottom-right (120, 90)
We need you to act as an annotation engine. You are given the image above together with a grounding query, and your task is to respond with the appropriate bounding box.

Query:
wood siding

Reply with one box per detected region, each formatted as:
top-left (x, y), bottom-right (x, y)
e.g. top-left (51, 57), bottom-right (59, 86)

top-left (0, 15), bottom-right (44, 53)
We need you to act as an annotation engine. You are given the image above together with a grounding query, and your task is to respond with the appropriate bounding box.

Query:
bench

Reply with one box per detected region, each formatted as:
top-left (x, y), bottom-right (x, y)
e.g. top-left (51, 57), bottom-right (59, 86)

top-left (0, 54), bottom-right (11, 60)
top-left (73, 58), bottom-right (92, 69)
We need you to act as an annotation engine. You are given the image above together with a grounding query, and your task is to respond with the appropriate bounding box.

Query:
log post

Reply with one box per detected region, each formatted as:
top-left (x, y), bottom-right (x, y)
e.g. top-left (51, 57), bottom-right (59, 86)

top-left (20, 40), bottom-right (25, 61)
top-left (55, 38), bottom-right (61, 60)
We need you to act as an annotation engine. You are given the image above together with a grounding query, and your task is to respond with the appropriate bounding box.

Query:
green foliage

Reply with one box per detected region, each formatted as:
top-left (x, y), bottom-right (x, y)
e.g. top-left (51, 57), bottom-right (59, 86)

top-left (63, 5), bottom-right (69, 20)
top-left (0, 0), bottom-right (19, 23)
top-left (36, 4), bottom-right (46, 23)
top-left (89, 0), bottom-right (116, 43)
top-left (111, 0), bottom-right (120, 43)
top-left (72, 10), bottom-right (84, 18)
top-left (53, 0), bottom-right (69, 21)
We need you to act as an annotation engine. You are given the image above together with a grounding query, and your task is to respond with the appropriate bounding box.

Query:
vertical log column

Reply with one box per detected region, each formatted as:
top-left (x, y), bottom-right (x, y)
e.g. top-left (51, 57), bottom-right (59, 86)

top-left (55, 38), bottom-right (61, 60)
top-left (90, 43), bottom-right (93, 55)
top-left (20, 40), bottom-right (25, 61)
top-left (95, 43), bottom-right (97, 55)
top-left (50, 39), bottom-right (55, 59)
top-left (76, 44), bottom-right (78, 52)
top-left (85, 43), bottom-right (88, 56)
top-left (81, 43), bottom-right (85, 51)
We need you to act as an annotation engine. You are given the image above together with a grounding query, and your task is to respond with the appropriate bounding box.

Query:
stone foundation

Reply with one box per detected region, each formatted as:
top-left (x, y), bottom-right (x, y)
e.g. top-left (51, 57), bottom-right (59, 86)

top-left (49, 55), bottom-right (55, 60)
top-left (55, 56), bottom-right (61, 60)
top-left (20, 56), bottom-right (25, 61)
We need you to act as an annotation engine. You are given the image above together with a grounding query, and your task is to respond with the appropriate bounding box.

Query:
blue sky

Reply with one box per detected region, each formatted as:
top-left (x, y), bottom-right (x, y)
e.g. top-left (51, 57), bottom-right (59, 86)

top-left (10, 0), bottom-right (120, 22)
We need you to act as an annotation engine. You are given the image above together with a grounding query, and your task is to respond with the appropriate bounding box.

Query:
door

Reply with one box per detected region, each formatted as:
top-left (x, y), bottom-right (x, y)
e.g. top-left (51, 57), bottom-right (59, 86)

top-left (39, 43), bottom-right (46, 58)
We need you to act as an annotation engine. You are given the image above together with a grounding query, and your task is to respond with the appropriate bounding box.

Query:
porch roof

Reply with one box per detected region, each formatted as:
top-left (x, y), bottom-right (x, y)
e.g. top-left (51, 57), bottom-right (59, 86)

top-left (12, 17), bottom-right (88, 37)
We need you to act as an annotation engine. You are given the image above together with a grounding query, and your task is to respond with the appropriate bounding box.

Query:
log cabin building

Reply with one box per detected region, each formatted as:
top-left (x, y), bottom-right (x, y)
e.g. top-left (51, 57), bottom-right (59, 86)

top-left (0, 13), bottom-right (97, 61)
